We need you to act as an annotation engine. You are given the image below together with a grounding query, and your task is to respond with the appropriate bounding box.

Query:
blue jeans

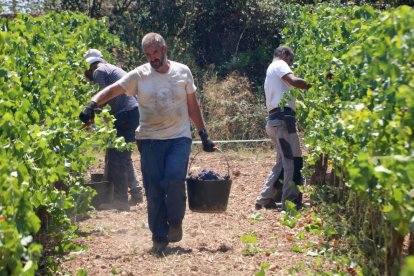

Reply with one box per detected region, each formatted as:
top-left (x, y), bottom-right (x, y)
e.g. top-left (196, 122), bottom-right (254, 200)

top-left (140, 137), bottom-right (192, 242)
top-left (107, 107), bottom-right (140, 202)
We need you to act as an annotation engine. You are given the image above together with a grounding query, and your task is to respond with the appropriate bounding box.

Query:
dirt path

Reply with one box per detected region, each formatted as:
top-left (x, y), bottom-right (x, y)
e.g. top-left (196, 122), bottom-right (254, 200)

top-left (60, 149), bottom-right (328, 275)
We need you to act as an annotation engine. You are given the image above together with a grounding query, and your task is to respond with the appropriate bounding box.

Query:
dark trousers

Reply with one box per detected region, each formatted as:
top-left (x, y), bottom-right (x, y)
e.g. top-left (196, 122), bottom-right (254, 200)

top-left (140, 137), bottom-right (192, 242)
top-left (108, 108), bottom-right (140, 202)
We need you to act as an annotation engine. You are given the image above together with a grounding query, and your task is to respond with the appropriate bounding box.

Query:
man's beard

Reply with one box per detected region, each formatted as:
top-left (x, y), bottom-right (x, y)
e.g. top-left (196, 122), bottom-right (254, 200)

top-left (150, 54), bottom-right (167, 70)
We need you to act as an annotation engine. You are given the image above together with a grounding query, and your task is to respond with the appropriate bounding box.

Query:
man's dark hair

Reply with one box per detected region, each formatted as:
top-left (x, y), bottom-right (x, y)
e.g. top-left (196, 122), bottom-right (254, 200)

top-left (273, 46), bottom-right (294, 58)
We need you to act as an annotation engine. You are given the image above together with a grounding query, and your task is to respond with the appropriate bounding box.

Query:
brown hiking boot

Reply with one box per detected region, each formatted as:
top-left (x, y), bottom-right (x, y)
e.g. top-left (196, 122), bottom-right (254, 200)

top-left (128, 192), bottom-right (143, 206)
top-left (255, 201), bottom-right (277, 210)
top-left (167, 223), bottom-right (183, 243)
top-left (98, 199), bottom-right (130, 212)
top-left (129, 188), bottom-right (144, 206)
top-left (151, 241), bottom-right (168, 253)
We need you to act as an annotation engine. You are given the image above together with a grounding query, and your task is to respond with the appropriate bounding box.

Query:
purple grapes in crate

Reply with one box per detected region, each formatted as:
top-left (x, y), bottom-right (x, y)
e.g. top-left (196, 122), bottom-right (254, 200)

top-left (188, 169), bottom-right (230, 181)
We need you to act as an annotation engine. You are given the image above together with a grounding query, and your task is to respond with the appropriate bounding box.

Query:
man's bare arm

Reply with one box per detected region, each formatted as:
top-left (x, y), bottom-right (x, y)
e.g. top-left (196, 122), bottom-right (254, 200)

top-left (187, 92), bottom-right (205, 132)
top-left (91, 83), bottom-right (126, 106)
top-left (187, 92), bottom-right (216, 152)
top-left (282, 73), bottom-right (312, 90)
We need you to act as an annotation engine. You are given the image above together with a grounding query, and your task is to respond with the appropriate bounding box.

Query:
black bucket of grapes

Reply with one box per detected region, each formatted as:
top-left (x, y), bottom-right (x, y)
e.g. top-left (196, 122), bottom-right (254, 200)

top-left (186, 148), bottom-right (232, 213)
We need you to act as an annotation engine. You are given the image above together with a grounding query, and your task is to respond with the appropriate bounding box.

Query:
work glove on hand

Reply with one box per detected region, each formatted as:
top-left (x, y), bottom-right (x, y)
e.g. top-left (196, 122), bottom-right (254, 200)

top-left (199, 129), bottom-right (215, 152)
top-left (79, 101), bottom-right (97, 124)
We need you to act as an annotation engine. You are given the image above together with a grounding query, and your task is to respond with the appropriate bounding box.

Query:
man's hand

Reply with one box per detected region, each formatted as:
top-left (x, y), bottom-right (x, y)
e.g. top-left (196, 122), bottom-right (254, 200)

top-left (198, 129), bottom-right (215, 152)
top-left (79, 101), bottom-right (97, 124)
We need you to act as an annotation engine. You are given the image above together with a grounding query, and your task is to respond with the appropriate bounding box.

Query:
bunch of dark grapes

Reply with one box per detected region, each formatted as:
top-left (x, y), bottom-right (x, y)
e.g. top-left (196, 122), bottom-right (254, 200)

top-left (188, 169), bottom-right (230, 181)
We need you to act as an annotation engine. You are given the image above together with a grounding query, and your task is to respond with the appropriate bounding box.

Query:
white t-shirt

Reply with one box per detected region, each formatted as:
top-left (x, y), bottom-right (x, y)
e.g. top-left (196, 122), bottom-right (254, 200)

top-left (117, 61), bottom-right (196, 140)
top-left (264, 59), bottom-right (295, 111)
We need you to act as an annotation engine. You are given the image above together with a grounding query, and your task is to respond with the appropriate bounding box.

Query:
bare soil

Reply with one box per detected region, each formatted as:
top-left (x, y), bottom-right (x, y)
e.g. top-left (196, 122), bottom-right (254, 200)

top-left (59, 148), bottom-right (331, 275)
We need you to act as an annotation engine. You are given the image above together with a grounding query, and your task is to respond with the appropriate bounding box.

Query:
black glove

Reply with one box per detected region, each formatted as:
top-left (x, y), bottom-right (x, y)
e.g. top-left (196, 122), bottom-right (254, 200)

top-left (79, 101), bottom-right (97, 124)
top-left (199, 129), bottom-right (215, 152)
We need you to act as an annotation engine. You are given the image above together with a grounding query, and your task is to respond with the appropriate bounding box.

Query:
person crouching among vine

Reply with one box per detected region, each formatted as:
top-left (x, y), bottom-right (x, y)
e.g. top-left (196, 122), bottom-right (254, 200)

top-left (83, 49), bottom-right (144, 211)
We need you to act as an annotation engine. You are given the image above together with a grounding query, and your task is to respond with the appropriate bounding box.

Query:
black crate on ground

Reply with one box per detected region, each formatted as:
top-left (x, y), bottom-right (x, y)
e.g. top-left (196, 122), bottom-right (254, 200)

top-left (84, 173), bottom-right (113, 208)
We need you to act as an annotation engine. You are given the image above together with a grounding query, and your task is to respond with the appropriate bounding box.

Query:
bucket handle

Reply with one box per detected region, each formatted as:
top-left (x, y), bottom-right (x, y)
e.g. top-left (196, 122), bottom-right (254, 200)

top-left (188, 147), bottom-right (230, 177)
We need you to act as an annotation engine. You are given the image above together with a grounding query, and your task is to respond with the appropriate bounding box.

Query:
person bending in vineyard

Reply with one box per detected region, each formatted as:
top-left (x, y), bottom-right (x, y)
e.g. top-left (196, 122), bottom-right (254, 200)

top-left (79, 33), bottom-right (215, 253)
top-left (255, 46), bottom-right (312, 211)
top-left (83, 49), bottom-right (144, 211)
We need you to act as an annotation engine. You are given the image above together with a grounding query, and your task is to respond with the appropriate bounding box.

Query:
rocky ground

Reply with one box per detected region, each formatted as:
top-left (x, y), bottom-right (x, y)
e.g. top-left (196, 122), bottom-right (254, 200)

top-left (59, 147), bottom-right (335, 275)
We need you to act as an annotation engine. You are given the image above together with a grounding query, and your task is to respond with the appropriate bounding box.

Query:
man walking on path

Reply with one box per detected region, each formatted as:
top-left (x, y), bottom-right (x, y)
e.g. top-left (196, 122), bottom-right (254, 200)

top-left (83, 49), bottom-right (144, 211)
top-left (79, 33), bottom-right (215, 253)
top-left (255, 46), bottom-right (312, 211)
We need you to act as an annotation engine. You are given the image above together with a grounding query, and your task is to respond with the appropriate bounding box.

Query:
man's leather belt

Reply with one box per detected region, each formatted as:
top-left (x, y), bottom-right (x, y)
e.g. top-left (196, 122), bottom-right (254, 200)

top-left (268, 107), bottom-right (295, 121)
top-left (268, 106), bottom-right (297, 133)
top-left (269, 106), bottom-right (295, 115)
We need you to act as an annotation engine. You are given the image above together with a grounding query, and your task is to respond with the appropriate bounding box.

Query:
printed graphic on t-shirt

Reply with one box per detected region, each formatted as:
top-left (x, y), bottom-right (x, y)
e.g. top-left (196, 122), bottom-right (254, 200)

top-left (155, 87), bottom-right (175, 111)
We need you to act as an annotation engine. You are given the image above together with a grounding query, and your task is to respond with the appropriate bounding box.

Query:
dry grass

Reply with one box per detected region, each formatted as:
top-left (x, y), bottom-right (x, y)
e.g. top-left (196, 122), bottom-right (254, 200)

top-left (201, 73), bottom-right (267, 141)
